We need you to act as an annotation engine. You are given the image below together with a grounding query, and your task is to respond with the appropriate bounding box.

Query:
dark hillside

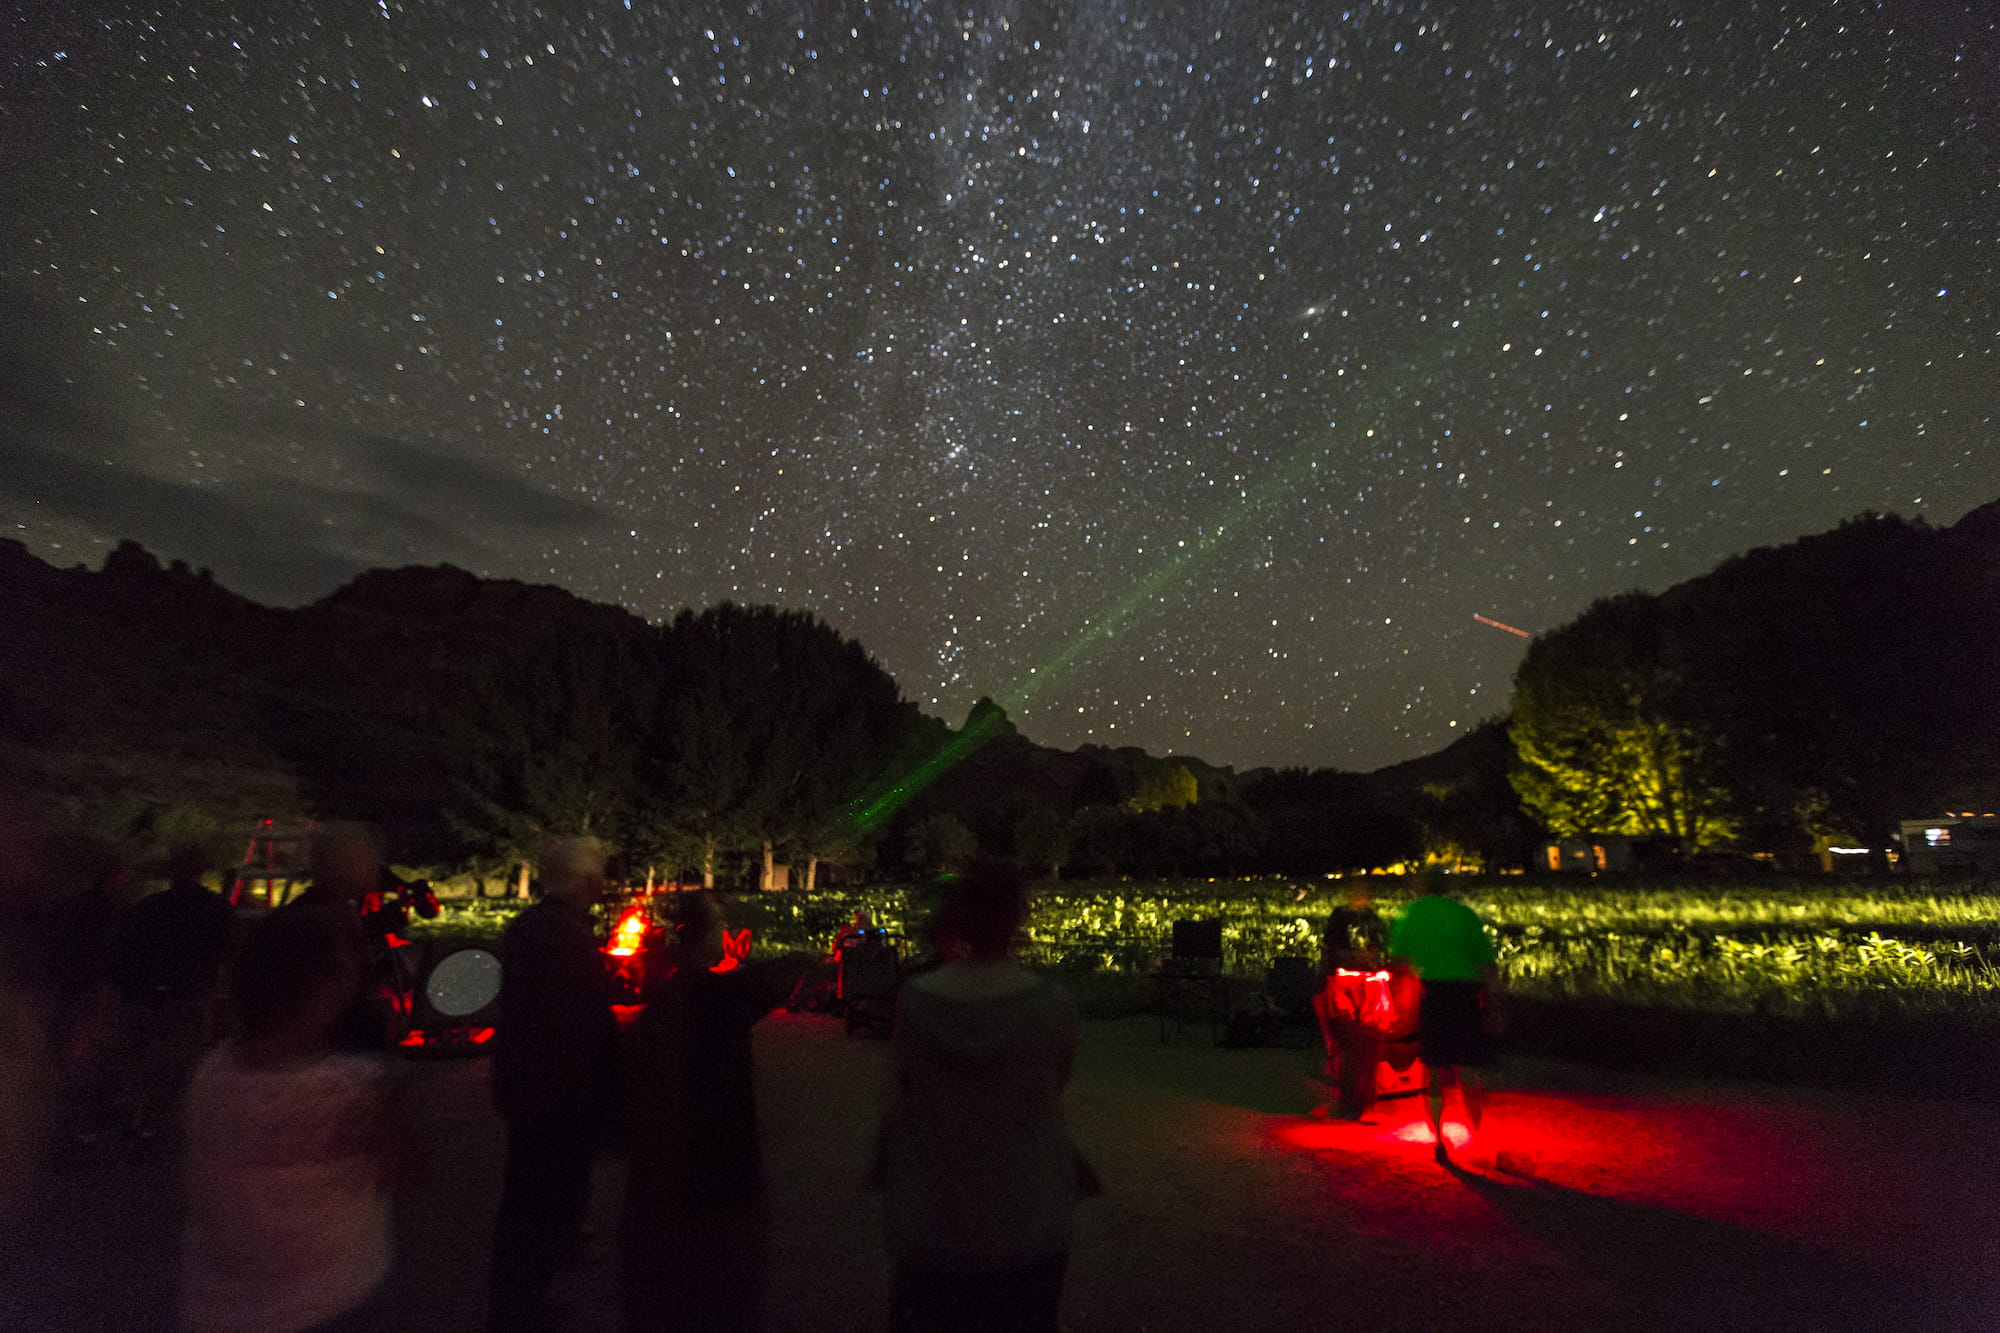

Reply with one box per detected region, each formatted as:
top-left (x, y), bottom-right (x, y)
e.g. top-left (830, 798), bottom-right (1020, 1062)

top-left (0, 539), bottom-right (299, 828)
top-left (1662, 505), bottom-right (2000, 844)
top-left (0, 541), bottom-right (655, 849)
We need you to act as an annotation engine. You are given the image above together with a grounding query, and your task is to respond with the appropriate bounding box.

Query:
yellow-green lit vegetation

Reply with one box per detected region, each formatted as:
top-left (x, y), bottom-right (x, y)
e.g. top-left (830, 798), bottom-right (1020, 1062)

top-left (413, 877), bottom-right (2000, 1027)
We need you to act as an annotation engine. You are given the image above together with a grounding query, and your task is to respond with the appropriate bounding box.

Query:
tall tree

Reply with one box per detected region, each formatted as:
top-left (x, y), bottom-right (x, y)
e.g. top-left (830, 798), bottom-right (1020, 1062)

top-left (444, 619), bottom-right (659, 878)
top-left (1128, 758), bottom-right (1199, 813)
top-left (1508, 592), bottom-right (1736, 853)
top-left (904, 812), bottom-right (976, 875)
top-left (1011, 803), bottom-right (1075, 881)
top-left (787, 819), bottom-right (866, 892)
top-left (645, 603), bottom-right (914, 887)
top-left (1381, 719), bottom-right (1542, 872)
top-left (1240, 767), bottom-right (1421, 874)
top-left (1674, 511), bottom-right (2000, 851)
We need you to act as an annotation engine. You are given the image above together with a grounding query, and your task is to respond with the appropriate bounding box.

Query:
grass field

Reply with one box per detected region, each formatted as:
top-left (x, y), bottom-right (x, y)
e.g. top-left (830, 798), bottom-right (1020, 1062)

top-left (414, 875), bottom-right (2000, 1027)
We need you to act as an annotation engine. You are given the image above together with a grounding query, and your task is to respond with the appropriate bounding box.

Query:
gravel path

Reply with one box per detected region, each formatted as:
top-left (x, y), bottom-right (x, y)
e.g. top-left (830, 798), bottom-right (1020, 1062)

top-left (5, 1012), bottom-right (1995, 1331)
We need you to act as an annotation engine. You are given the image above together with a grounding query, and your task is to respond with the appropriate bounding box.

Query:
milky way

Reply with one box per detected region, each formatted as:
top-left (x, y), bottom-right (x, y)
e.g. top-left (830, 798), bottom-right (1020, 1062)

top-left (2, 1), bottom-right (1992, 769)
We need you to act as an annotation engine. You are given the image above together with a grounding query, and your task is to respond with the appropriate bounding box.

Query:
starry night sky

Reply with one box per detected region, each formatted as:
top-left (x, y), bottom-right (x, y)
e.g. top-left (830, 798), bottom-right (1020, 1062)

top-left (2, 1), bottom-right (1993, 771)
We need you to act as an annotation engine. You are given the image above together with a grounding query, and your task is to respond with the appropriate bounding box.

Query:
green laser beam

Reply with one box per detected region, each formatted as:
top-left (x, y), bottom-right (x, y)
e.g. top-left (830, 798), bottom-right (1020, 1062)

top-left (849, 286), bottom-right (1532, 833)
top-left (1016, 293), bottom-right (1516, 704)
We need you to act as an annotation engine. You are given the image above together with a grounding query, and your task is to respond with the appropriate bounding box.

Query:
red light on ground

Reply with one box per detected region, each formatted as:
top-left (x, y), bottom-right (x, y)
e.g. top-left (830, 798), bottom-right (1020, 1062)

top-left (1272, 1107), bottom-right (1475, 1155)
top-left (1389, 1120), bottom-right (1474, 1150)
top-left (1278, 1122), bottom-right (1359, 1152)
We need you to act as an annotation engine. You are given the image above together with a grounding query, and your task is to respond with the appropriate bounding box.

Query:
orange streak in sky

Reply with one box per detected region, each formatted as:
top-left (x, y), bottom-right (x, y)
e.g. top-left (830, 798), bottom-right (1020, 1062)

top-left (1474, 613), bottom-right (1531, 638)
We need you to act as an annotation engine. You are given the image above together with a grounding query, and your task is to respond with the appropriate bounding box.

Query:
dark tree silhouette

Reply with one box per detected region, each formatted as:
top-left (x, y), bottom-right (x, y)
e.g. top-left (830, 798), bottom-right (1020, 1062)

top-left (1674, 512), bottom-right (2000, 853)
top-left (1010, 802), bottom-right (1076, 881)
top-left (442, 620), bottom-right (659, 886)
top-left (645, 603), bottom-right (915, 888)
top-left (1240, 767), bottom-right (1422, 874)
top-left (1507, 507), bottom-right (2000, 858)
top-left (1391, 720), bottom-right (1543, 872)
top-left (904, 811), bottom-right (977, 875)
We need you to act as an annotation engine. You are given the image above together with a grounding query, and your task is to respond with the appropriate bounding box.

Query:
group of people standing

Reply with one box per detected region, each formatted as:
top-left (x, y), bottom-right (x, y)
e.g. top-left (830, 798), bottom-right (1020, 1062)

top-left (9, 808), bottom-right (1503, 1331)
top-left (488, 843), bottom-right (1096, 1333)
top-left (1, 819), bottom-right (1099, 1333)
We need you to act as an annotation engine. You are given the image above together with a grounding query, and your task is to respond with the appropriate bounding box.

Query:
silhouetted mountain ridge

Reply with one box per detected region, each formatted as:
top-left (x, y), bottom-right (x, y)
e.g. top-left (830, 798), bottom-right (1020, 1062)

top-left (4, 493), bottom-right (1993, 869)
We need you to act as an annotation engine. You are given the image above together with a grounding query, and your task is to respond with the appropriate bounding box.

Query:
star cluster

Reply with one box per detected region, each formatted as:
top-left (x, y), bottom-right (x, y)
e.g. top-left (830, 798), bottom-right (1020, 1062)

top-left (3, 0), bottom-right (1992, 769)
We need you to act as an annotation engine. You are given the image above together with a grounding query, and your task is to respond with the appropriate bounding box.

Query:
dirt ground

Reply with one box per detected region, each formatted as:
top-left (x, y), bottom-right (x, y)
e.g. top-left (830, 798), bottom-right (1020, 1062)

top-left (4, 1011), bottom-right (1997, 1332)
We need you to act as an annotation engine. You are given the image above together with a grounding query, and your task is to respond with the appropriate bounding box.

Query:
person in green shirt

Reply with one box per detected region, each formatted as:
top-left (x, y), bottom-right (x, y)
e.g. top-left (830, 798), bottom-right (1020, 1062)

top-left (1386, 868), bottom-right (1499, 1165)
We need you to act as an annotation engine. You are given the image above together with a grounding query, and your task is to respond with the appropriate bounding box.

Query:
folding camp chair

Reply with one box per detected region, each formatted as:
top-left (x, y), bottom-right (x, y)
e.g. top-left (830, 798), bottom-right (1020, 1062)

top-left (1153, 917), bottom-right (1229, 1043)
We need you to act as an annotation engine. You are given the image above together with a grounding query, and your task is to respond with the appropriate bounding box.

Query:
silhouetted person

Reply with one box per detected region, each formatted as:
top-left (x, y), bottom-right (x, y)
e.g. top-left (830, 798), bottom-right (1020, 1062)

top-left (1387, 868), bottom-right (1500, 1165)
top-left (0, 912), bottom-right (66, 1220)
top-left (489, 838), bottom-right (619, 1333)
top-left (283, 821), bottom-right (395, 1052)
top-left (1323, 886), bottom-right (1387, 968)
top-left (286, 820), bottom-right (381, 918)
top-left (1311, 884), bottom-right (1388, 1119)
top-left (835, 908), bottom-right (875, 951)
top-left (112, 849), bottom-right (234, 1003)
top-left (620, 893), bottom-right (807, 1333)
top-left (875, 860), bottom-right (1099, 1333)
top-left (52, 838), bottom-right (165, 1161)
top-left (0, 816), bottom-right (125, 1218)
top-left (103, 848), bottom-right (234, 1145)
top-left (181, 905), bottom-right (409, 1333)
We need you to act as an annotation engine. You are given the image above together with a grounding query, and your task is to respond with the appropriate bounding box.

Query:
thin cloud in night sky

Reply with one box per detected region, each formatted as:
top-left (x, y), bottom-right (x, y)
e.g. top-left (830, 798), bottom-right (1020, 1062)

top-left (1, 288), bottom-right (605, 602)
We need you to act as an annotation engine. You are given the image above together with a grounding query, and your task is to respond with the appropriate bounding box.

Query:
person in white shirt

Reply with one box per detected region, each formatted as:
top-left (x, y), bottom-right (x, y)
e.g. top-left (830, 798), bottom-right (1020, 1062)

top-left (181, 905), bottom-right (409, 1333)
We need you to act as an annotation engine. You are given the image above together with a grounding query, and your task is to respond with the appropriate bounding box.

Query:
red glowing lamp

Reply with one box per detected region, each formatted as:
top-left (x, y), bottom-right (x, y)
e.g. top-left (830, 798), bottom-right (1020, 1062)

top-left (607, 905), bottom-right (650, 957)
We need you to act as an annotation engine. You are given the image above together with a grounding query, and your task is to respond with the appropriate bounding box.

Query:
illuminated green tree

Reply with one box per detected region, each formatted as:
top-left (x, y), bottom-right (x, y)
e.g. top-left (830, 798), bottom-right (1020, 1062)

top-left (1508, 593), bottom-right (1737, 853)
top-left (1128, 758), bottom-right (1198, 813)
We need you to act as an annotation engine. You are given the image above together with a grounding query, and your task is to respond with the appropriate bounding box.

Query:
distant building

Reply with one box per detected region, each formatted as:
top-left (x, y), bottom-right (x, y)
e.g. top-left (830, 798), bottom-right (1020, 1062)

top-left (1815, 845), bottom-right (1879, 876)
top-left (1900, 814), bottom-right (2000, 877)
top-left (1540, 836), bottom-right (1681, 874)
